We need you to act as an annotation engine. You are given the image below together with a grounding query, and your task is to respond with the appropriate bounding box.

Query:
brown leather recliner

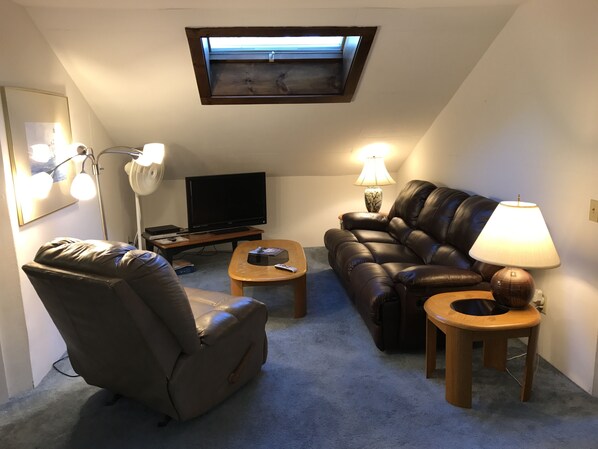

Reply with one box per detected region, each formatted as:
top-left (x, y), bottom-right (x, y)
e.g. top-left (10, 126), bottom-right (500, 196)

top-left (22, 238), bottom-right (268, 421)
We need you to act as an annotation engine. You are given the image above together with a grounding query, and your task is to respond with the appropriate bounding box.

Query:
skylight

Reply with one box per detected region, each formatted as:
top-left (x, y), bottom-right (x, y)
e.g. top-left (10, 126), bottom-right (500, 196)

top-left (186, 27), bottom-right (377, 105)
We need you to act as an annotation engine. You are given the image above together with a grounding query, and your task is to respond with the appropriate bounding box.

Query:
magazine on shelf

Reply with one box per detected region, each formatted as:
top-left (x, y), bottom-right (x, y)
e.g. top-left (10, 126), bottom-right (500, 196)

top-left (248, 247), bottom-right (285, 256)
top-left (147, 232), bottom-right (180, 240)
top-left (154, 236), bottom-right (189, 245)
top-left (172, 259), bottom-right (195, 275)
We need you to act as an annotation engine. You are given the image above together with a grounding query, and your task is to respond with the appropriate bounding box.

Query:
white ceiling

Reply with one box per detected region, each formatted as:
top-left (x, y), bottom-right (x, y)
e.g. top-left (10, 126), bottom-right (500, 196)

top-left (14, 0), bottom-right (522, 179)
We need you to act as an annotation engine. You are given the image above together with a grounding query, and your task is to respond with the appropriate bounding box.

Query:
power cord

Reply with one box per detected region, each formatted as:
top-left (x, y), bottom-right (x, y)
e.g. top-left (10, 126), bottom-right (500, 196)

top-left (505, 351), bottom-right (540, 388)
top-left (185, 245), bottom-right (220, 257)
top-left (52, 354), bottom-right (80, 378)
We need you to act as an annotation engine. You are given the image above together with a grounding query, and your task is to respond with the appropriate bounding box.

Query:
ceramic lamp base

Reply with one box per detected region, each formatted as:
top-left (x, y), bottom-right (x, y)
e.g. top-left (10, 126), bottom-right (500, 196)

top-left (364, 186), bottom-right (383, 213)
top-left (490, 267), bottom-right (535, 309)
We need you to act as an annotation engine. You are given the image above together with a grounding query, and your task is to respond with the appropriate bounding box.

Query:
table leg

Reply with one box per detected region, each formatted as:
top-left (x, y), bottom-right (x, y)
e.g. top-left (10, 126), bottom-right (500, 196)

top-left (293, 275), bottom-right (307, 318)
top-left (445, 327), bottom-right (473, 408)
top-left (483, 337), bottom-right (508, 371)
top-left (231, 278), bottom-right (244, 297)
top-left (521, 324), bottom-right (540, 401)
top-left (426, 318), bottom-right (437, 378)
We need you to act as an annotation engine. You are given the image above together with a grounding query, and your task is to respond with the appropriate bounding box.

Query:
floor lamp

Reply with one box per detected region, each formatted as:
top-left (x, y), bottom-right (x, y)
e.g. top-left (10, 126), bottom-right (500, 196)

top-left (30, 143), bottom-right (165, 240)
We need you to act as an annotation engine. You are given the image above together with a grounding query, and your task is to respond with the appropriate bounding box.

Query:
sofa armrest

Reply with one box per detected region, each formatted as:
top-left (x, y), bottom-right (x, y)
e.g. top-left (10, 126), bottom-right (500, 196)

top-left (342, 212), bottom-right (388, 231)
top-left (396, 265), bottom-right (483, 287)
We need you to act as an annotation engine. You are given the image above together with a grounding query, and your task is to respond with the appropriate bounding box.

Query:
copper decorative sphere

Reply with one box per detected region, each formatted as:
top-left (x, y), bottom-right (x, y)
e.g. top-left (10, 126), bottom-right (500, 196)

top-left (490, 267), bottom-right (535, 309)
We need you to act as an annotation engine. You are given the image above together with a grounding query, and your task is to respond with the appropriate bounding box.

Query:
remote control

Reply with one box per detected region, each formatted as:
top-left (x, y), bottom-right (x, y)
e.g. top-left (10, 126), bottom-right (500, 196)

top-left (254, 246), bottom-right (263, 253)
top-left (274, 263), bottom-right (298, 273)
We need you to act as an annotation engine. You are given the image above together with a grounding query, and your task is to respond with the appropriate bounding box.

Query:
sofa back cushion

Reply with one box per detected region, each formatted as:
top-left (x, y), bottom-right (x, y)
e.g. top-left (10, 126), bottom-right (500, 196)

top-left (387, 217), bottom-right (414, 244)
top-left (405, 230), bottom-right (440, 264)
top-left (417, 188), bottom-right (470, 243)
top-left (430, 244), bottom-right (473, 269)
top-left (446, 195), bottom-right (498, 255)
top-left (388, 180), bottom-right (436, 227)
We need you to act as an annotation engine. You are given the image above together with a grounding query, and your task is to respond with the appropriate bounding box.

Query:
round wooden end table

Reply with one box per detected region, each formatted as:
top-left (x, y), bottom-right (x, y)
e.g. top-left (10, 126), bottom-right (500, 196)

top-left (424, 290), bottom-right (541, 408)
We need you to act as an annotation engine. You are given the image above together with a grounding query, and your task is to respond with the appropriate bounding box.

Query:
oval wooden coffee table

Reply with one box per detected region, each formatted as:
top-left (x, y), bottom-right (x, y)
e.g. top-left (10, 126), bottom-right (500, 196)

top-left (228, 239), bottom-right (307, 318)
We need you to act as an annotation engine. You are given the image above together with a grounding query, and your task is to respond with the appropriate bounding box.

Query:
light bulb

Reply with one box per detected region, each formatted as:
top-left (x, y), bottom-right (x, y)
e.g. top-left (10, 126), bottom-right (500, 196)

top-left (142, 143), bottom-right (165, 164)
top-left (134, 154), bottom-right (153, 167)
top-left (30, 144), bottom-right (52, 163)
top-left (30, 172), bottom-right (54, 199)
top-left (70, 172), bottom-right (97, 200)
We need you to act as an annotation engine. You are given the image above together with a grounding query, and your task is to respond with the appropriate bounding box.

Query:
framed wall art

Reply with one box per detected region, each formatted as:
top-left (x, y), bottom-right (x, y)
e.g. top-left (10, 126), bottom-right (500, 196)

top-left (1, 87), bottom-right (76, 225)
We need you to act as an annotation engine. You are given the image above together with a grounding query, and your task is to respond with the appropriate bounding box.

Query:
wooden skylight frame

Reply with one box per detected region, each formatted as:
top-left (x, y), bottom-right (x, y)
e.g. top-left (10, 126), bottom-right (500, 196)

top-left (185, 26), bottom-right (377, 105)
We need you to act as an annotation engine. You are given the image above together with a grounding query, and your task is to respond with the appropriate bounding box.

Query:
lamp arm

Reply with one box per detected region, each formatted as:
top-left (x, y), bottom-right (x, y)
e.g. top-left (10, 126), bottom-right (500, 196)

top-left (97, 146), bottom-right (143, 161)
top-left (46, 153), bottom-right (87, 176)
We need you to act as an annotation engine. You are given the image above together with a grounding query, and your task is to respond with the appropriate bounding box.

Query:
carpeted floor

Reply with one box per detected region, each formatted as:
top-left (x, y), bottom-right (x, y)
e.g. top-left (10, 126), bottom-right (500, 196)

top-left (1, 247), bottom-right (597, 449)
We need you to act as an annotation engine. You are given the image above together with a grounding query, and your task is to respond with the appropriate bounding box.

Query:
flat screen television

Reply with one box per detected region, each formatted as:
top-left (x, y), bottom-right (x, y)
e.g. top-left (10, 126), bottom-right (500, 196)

top-left (185, 172), bottom-right (267, 233)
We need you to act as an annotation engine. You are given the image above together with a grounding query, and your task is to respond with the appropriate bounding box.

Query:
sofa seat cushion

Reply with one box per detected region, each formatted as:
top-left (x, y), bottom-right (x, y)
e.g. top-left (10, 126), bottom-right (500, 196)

top-left (364, 242), bottom-right (422, 265)
top-left (352, 229), bottom-right (396, 244)
top-left (396, 265), bottom-right (483, 287)
top-left (380, 262), bottom-right (424, 282)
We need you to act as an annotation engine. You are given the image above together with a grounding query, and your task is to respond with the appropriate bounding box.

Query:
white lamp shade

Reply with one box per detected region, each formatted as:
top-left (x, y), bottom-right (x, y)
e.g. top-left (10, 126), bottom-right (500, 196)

top-left (70, 172), bottom-right (97, 200)
top-left (137, 143), bottom-right (165, 166)
top-left (469, 201), bottom-right (560, 269)
top-left (30, 172), bottom-right (54, 199)
top-left (355, 156), bottom-right (395, 187)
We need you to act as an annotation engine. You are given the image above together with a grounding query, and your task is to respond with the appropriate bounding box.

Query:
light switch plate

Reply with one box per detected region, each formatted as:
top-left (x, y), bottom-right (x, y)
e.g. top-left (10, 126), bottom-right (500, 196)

top-left (590, 199), bottom-right (598, 223)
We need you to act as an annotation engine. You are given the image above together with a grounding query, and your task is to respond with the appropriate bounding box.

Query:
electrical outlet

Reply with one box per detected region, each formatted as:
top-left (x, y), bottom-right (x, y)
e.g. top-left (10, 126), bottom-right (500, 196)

top-left (590, 199), bottom-right (598, 223)
top-left (532, 289), bottom-right (546, 314)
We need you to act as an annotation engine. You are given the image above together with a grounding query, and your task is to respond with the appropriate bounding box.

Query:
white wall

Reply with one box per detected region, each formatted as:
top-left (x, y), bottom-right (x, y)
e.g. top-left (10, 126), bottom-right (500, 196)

top-left (142, 176), bottom-right (398, 248)
top-left (0, 0), bottom-right (135, 397)
top-left (397, 0), bottom-right (598, 394)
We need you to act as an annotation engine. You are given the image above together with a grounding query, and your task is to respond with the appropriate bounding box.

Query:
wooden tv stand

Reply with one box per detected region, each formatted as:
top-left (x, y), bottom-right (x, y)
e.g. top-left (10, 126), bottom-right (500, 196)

top-left (143, 227), bottom-right (264, 264)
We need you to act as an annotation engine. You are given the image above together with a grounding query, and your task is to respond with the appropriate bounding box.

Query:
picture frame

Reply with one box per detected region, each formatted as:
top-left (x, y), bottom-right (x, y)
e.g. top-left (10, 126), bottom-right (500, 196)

top-left (1, 87), bottom-right (76, 225)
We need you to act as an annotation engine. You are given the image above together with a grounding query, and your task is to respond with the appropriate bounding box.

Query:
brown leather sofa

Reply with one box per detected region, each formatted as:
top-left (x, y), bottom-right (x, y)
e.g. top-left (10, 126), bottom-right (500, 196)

top-left (22, 238), bottom-right (268, 421)
top-left (324, 180), bottom-right (501, 351)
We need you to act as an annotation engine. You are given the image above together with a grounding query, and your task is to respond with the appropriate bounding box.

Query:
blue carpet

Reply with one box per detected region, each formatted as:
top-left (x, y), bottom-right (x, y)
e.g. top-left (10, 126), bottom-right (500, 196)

top-left (1, 247), bottom-right (597, 449)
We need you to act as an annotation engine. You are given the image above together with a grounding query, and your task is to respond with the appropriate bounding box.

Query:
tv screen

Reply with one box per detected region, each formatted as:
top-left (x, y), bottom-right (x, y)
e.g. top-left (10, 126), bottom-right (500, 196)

top-left (185, 172), bottom-right (267, 233)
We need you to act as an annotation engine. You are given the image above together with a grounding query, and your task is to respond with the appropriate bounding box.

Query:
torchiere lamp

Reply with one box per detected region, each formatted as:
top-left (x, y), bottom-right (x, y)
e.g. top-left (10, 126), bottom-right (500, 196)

top-left (468, 197), bottom-right (560, 308)
top-left (354, 156), bottom-right (395, 213)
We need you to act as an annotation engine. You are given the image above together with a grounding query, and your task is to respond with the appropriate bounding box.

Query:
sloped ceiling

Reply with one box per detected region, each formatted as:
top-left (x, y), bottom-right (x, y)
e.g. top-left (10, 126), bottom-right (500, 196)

top-left (14, 0), bottom-right (521, 179)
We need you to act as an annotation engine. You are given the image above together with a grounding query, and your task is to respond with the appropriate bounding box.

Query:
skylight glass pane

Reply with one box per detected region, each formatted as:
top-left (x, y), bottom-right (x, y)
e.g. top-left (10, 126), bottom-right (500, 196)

top-left (209, 36), bottom-right (344, 52)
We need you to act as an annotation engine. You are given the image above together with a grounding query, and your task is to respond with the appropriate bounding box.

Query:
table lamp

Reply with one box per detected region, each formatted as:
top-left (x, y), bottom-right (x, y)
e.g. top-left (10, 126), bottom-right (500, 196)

top-left (354, 156), bottom-right (395, 213)
top-left (468, 199), bottom-right (560, 308)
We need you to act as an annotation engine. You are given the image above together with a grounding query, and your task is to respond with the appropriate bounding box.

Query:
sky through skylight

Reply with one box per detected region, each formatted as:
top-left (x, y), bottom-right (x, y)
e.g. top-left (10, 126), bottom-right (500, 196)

top-left (208, 36), bottom-right (344, 52)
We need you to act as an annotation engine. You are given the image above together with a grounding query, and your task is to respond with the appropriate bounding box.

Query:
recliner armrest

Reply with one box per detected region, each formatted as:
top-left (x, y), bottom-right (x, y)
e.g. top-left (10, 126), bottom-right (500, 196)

top-left (342, 212), bottom-right (388, 231)
top-left (185, 288), bottom-right (267, 346)
top-left (195, 310), bottom-right (240, 346)
top-left (396, 265), bottom-right (482, 287)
